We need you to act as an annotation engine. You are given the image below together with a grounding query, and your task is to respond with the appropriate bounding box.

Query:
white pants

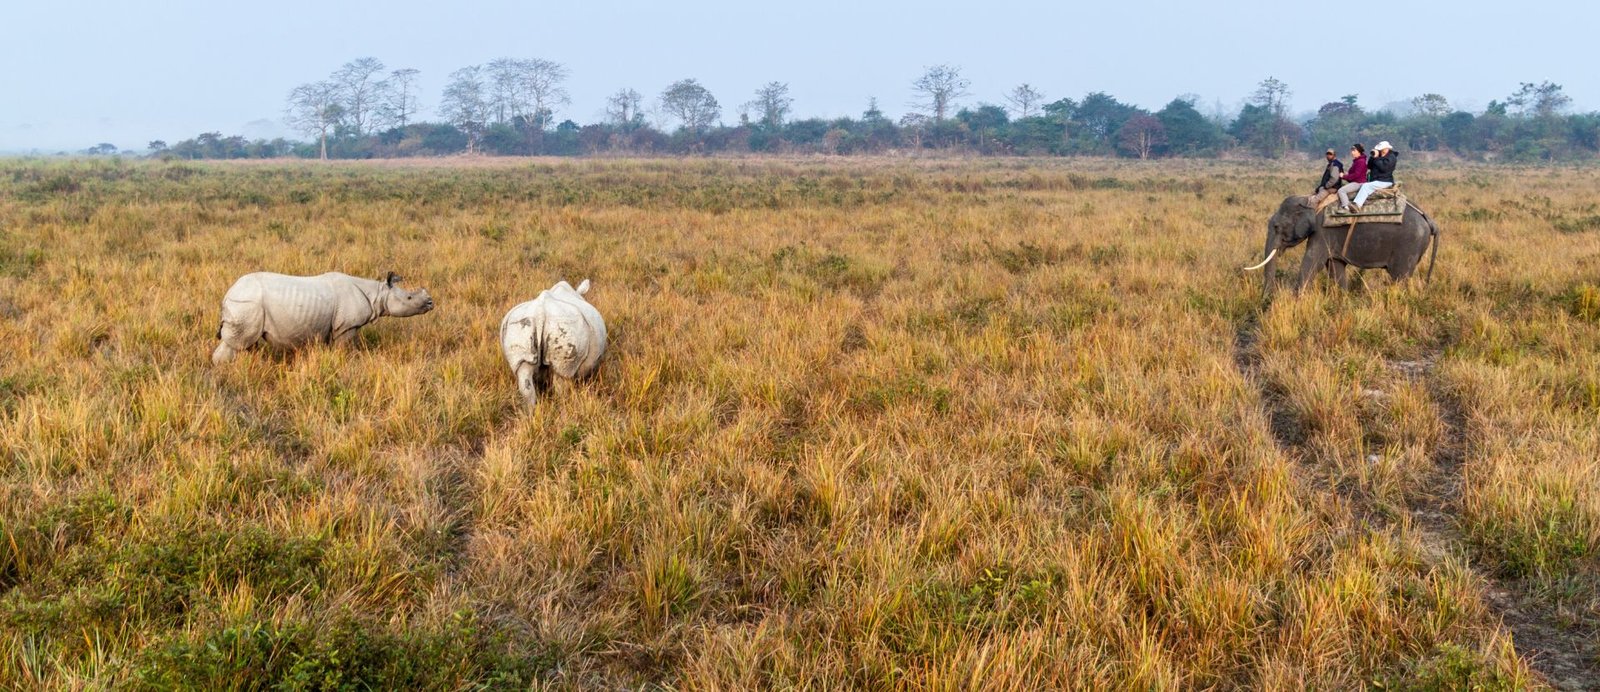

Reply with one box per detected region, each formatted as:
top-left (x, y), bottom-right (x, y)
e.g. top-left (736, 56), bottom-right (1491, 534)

top-left (1352, 181), bottom-right (1393, 207)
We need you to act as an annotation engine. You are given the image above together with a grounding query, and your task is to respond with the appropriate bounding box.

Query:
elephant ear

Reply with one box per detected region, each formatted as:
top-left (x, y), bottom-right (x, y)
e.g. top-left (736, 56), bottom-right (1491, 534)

top-left (386, 272), bottom-right (400, 287)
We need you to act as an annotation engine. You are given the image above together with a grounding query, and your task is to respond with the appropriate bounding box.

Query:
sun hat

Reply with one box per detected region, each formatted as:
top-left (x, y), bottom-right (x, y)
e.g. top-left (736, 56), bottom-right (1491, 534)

top-left (1375, 141), bottom-right (1393, 151)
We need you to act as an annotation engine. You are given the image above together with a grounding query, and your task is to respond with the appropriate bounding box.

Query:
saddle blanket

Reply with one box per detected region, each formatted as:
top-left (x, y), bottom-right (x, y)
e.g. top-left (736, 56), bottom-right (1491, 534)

top-left (1324, 190), bottom-right (1405, 227)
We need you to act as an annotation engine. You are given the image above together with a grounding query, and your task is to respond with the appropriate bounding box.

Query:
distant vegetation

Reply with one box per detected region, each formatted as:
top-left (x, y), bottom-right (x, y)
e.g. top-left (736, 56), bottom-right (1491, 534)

top-left (84, 59), bottom-right (1598, 162)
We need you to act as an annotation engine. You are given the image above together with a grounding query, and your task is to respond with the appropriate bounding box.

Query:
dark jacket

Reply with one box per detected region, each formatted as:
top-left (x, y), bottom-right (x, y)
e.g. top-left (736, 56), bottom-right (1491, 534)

top-left (1318, 158), bottom-right (1345, 190)
top-left (1368, 150), bottom-right (1397, 183)
top-left (1342, 155), bottom-right (1368, 183)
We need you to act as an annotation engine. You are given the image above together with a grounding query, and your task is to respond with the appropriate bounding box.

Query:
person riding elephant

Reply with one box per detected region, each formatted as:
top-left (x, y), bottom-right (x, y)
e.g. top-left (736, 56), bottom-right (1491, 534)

top-left (1309, 148), bottom-right (1345, 205)
top-left (1349, 141), bottom-right (1398, 211)
top-left (1334, 143), bottom-right (1368, 212)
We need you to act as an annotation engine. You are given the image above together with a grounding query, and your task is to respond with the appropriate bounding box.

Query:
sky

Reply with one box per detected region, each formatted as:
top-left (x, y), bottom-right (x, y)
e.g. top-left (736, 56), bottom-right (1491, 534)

top-left (1, 0), bottom-right (1593, 152)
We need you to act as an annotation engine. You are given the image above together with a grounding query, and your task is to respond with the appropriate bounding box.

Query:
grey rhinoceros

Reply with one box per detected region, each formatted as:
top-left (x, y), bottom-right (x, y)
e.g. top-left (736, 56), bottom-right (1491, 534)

top-left (499, 279), bottom-right (607, 406)
top-left (212, 271), bottom-right (435, 365)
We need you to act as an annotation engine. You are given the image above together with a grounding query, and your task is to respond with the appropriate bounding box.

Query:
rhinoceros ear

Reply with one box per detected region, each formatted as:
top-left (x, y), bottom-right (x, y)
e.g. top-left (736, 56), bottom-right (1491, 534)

top-left (577, 279), bottom-right (591, 295)
top-left (385, 272), bottom-right (400, 287)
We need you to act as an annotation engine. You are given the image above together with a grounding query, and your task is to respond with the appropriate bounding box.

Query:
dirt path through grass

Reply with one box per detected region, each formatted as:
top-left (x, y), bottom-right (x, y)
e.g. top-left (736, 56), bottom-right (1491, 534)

top-left (1237, 305), bottom-right (1599, 689)
top-left (1399, 353), bottom-right (1600, 691)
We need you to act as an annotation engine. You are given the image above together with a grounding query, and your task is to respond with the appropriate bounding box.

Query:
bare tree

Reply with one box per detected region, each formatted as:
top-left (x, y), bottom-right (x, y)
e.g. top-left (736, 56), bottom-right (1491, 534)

top-left (381, 68), bottom-right (422, 129)
top-left (910, 65), bottom-right (970, 122)
top-left (483, 58), bottom-right (570, 129)
top-left (518, 58), bottom-right (570, 130)
top-left (440, 66), bottom-right (490, 153)
top-left (746, 81), bottom-right (792, 129)
top-left (331, 57), bottom-right (387, 137)
top-left (1117, 115), bottom-right (1166, 159)
top-left (660, 79), bottom-right (721, 133)
top-left (286, 81), bottom-right (343, 160)
top-left (1005, 83), bottom-right (1044, 119)
top-left (486, 58), bottom-right (526, 123)
top-left (605, 88), bottom-right (645, 129)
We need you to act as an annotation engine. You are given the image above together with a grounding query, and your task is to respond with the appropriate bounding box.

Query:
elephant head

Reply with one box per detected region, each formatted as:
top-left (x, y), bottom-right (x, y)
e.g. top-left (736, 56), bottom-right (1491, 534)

top-left (1245, 195), bottom-right (1319, 297)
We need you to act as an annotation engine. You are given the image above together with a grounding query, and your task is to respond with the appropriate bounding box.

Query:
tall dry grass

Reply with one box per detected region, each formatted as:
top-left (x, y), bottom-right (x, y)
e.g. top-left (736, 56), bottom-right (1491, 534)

top-left (1, 157), bottom-right (1595, 688)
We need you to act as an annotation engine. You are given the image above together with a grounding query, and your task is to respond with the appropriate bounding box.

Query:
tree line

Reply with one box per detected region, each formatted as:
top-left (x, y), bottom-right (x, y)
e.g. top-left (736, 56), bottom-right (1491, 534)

top-left (130, 58), bottom-right (1599, 162)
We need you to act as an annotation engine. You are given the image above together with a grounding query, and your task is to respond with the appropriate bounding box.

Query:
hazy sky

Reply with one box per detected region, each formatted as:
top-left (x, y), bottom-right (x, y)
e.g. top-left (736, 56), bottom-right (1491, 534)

top-left (2, 0), bottom-right (1593, 151)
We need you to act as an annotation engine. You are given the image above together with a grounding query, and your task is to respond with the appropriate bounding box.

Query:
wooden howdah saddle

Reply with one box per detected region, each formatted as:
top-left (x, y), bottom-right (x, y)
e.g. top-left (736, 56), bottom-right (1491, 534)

top-left (1315, 183), bottom-right (1405, 227)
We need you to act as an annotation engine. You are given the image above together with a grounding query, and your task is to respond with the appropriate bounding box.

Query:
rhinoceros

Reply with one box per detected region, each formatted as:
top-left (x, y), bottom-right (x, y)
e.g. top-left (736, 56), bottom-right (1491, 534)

top-left (212, 271), bottom-right (435, 365)
top-left (499, 279), bottom-right (607, 405)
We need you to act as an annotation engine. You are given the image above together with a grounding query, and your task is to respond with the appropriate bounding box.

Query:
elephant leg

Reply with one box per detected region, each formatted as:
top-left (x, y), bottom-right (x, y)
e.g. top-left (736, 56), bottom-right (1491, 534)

top-left (1296, 245), bottom-right (1325, 293)
top-left (1332, 262), bottom-right (1350, 290)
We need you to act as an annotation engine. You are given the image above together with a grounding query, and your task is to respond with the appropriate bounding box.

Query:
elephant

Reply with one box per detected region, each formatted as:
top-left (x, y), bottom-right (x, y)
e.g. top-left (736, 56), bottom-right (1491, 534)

top-left (1245, 195), bottom-right (1439, 297)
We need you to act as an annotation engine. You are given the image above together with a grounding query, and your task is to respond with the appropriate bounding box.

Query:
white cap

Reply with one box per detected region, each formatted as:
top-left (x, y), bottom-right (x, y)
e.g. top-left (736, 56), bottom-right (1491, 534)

top-left (1375, 141), bottom-right (1393, 151)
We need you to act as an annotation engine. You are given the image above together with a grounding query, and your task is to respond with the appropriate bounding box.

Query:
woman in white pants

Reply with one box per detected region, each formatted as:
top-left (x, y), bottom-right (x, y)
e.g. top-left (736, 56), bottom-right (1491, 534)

top-left (1351, 141), bottom-right (1398, 211)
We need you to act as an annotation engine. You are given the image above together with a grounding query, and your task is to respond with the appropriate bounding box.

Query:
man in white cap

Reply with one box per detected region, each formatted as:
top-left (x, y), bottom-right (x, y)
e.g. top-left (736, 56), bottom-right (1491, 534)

top-left (1351, 141), bottom-right (1398, 211)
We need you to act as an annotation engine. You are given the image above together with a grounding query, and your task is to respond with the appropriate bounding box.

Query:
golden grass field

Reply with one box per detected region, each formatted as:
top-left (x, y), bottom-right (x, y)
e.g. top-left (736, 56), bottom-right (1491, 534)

top-left (1, 157), bottom-right (1598, 689)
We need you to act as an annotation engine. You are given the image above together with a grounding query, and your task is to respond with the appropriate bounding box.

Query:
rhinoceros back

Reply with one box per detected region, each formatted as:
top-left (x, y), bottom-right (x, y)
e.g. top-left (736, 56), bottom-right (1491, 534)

top-left (223, 272), bottom-right (352, 348)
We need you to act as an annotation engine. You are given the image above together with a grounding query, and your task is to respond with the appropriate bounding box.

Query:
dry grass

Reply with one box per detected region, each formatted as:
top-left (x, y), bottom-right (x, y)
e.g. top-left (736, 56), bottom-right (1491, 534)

top-left (1, 156), bottom-right (1596, 688)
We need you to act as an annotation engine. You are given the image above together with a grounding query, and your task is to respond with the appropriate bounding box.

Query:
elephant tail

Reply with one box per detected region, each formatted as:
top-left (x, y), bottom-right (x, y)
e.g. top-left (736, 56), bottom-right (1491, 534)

top-left (1408, 201), bottom-right (1440, 283)
top-left (1425, 217), bottom-right (1439, 283)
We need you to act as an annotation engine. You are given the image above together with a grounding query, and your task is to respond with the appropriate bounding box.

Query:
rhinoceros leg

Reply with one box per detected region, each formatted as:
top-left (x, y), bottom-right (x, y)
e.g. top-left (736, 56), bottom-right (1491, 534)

top-left (515, 361), bottom-right (541, 407)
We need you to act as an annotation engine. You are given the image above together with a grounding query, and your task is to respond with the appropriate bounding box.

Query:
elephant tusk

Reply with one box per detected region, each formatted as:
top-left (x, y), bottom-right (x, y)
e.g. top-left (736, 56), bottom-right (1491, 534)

top-left (1243, 248), bottom-right (1278, 271)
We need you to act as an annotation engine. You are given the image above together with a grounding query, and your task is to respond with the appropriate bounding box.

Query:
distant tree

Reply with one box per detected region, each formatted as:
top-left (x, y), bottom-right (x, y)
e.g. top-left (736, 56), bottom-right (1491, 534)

top-left (1440, 111), bottom-right (1477, 152)
top-left (381, 68), bottom-right (421, 129)
top-left (659, 79), bottom-right (721, 133)
top-left (1117, 115), bottom-right (1166, 159)
top-left (484, 58), bottom-right (569, 129)
top-left (286, 80), bottom-right (344, 159)
top-left (1156, 98), bottom-right (1222, 155)
top-left (1005, 83), bottom-right (1045, 119)
top-left (440, 66), bottom-right (491, 153)
top-left (331, 57), bottom-right (387, 137)
top-left (147, 140), bottom-right (168, 153)
top-left (862, 97), bottom-right (887, 123)
top-left (747, 81), bottom-right (793, 129)
top-left (1043, 97), bottom-right (1077, 150)
top-left (519, 58), bottom-right (571, 129)
top-left (1411, 93), bottom-right (1451, 118)
top-left (1231, 102), bottom-right (1301, 158)
top-left (1245, 76), bottom-right (1298, 156)
top-left (1073, 92), bottom-right (1141, 152)
top-left (84, 143), bottom-right (118, 155)
top-left (958, 104), bottom-right (1009, 151)
top-left (910, 65), bottom-right (970, 122)
top-left (485, 58), bottom-right (524, 123)
top-left (605, 88), bottom-right (645, 129)
top-left (1507, 81), bottom-right (1571, 119)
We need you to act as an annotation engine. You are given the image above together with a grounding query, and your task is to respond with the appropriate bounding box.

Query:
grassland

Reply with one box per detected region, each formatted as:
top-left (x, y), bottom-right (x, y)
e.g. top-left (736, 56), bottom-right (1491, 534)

top-left (1, 156), bottom-right (1597, 689)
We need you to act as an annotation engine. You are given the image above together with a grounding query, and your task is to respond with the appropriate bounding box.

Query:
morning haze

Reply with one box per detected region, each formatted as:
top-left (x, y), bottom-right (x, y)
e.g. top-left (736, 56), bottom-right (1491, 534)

top-left (1, 0), bottom-right (1591, 151)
